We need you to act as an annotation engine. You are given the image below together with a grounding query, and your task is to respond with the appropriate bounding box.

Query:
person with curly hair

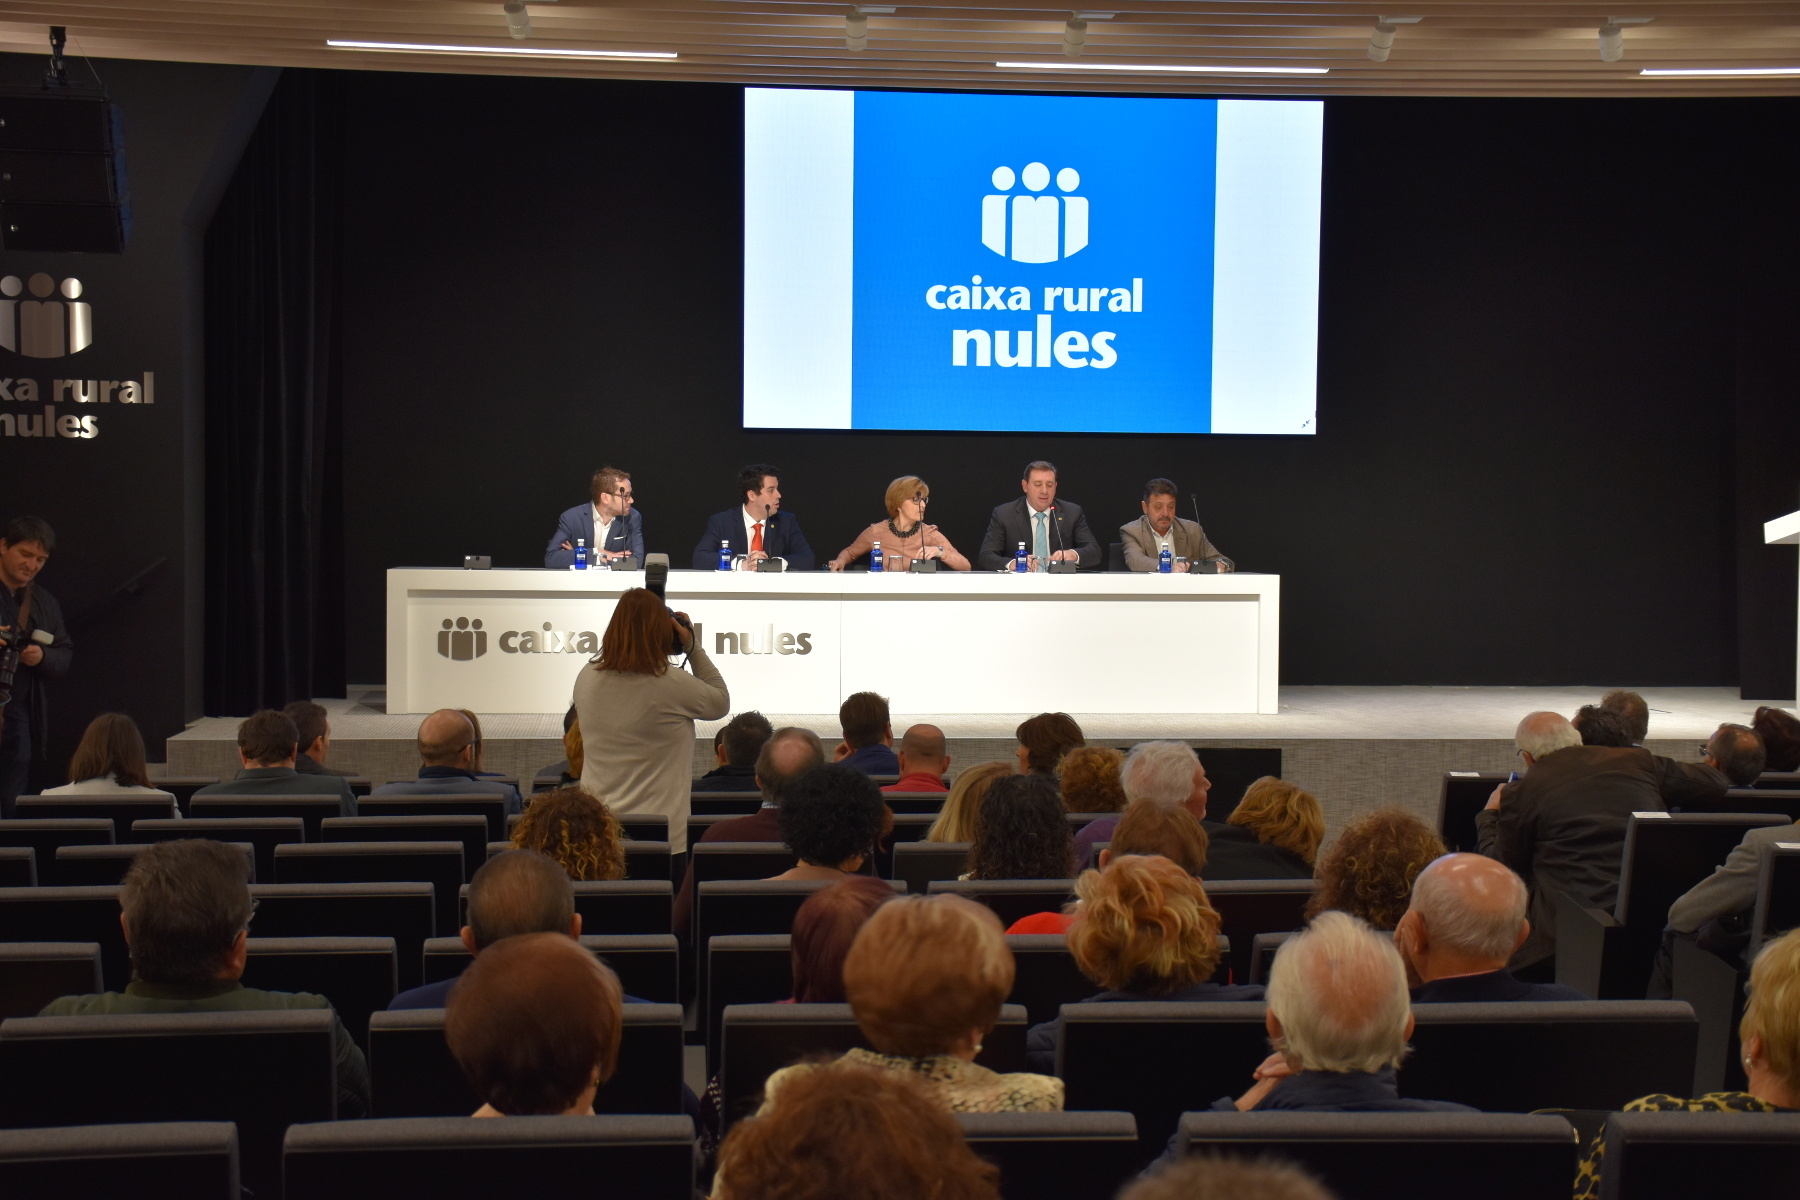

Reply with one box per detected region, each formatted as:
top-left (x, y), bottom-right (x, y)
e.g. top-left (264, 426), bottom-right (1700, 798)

top-left (1305, 808), bottom-right (1446, 930)
top-left (716, 1065), bottom-right (1001, 1200)
top-left (770, 764), bottom-right (889, 882)
top-left (1025, 855), bottom-right (1262, 1071)
top-left (967, 773), bottom-right (1075, 880)
top-left (1058, 745), bottom-right (1127, 815)
top-left (927, 760), bottom-right (1010, 843)
top-left (1008, 799), bottom-right (1210, 933)
top-left (1225, 776), bottom-right (1324, 871)
top-left (510, 786), bottom-right (626, 881)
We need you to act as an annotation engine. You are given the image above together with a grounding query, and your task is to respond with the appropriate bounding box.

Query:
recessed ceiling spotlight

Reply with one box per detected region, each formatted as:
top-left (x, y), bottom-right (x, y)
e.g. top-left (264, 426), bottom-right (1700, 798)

top-left (845, 7), bottom-right (894, 52)
top-left (1599, 16), bottom-right (1652, 63)
top-left (503, 1), bottom-right (530, 40)
top-left (1367, 16), bottom-right (1421, 63)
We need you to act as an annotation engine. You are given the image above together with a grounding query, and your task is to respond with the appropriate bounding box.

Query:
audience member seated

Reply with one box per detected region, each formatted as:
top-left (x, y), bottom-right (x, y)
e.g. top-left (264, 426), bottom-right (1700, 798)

top-left (762, 894), bottom-right (1062, 1112)
top-left (672, 727), bottom-right (826, 934)
top-left (370, 709), bottom-right (522, 814)
top-left (885, 724), bottom-right (951, 793)
top-left (1008, 798), bottom-right (1210, 934)
top-left (1015, 711), bottom-right (1085, 776)
top-left (1395, 853), bottom-right (1586, 1001)
top-left (966, 773), bottom-right (1075, 880)
top-left (391, 848), bottom-right (591, 1008)
top-left (509, 786), bottom-right (625, 881)
top-left (1121, 1157), bottom-right (1337, 1200)
top-left (1700, 722), bottom-right (1767, 788)
top-left (834, 691), bottom-right (899, 775)
top-left (545, 705), bottom-right (580, 788)
top-left (700, 711), bottom-right (774, 792)
top-left (444, 931), bottom-right (624, 1117)
top-left (283, 700), bottom-right (356, 779)
top-left (1306, 808), bottom-right (1445, 931)
top-left (927, 761), bottom-right (1009, 843)
top-left (1478, 710), bottom-right (1738, 975)
top-left (769, 765), bottom-right (888, 883)
top-left (40, 838), bottom-right (370, 1116)
top-left (1221, 776), bottom-right (1322, 878)
top-left (1025, 855), bottom-right (1263, 1071)
top-left (192, 709), bottom-right (356, 816)
top-left (1573, 704), bottom-right (1635, 748)
top-left (716, 1066), bottom-right (1001, 1200)
top-left (42, 711), bottom-right (176, 801)
top-left (1057, 745), bottom-right (1127, 815)
top-left (1600, 689), bottom-right (1651, 746)
top-left (1654, 808), bottom-right (1800, 995)
top-left (1211, 911), bottom-right (1473, 1114)
top-left (1753, 705), bottom-right (1800, 773)
top-left (1571, 928), bottom-right (1800, 1200)
top-left (458, 709), bottom-right (519, 788)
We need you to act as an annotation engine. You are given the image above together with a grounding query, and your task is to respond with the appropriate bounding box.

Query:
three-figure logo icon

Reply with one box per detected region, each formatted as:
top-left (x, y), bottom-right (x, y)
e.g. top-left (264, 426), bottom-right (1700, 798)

top-left (437, 617), bottom-right (488, 661)
top-left (0, 273), bottom-right (93, 358)
top-left (981, 163), bottom-right (1088, 264)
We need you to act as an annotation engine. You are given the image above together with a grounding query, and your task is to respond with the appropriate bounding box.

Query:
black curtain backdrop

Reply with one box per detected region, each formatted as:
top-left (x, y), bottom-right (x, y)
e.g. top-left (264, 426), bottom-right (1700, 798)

top-left (202, 70), bottom-right (346, 713)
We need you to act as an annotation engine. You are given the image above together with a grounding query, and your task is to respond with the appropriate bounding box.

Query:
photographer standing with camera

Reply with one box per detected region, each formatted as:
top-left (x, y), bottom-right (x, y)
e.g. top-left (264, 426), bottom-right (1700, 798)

top-left (573, 587), bottom-right (727, 862)
top-left (0, 517), bottom-right (73, 815)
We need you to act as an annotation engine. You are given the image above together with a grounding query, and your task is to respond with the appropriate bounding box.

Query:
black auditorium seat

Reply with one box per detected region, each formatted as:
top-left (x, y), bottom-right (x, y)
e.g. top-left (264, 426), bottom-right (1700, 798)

top-left (132, 816), bottom-right (304, 881)
top-left (1006, 934), bottom-right (1102, 1025)
top-left (1724, 788), bottom-right (1800, 822)
top-left (356, 795), bottom-right (507, 841)
top-left (242, 936), bottom-right (399, 1048)
top-left (690, 794), bottom-right (763, 816)
top-left (616, 815), bottom-right (670, 842)
top-left (1436, 772), bottom-right (1510, 853)
top-left (1205, 880), bottom-right (1317, 985)
top-left (281, 1114), bottom-right (697, 1200)
top-left (928, 879), bottom-right (1077, 929)
top-left (0, 821), bottom-right (113, 872)
top-left (0, 1009), bottom-right (338, 1197)
top-left (189, 795), bottom-right (343, 840)
top-left (892, 841), bottom-right (970, 893)
top-left (249, 883), bottom-right (435, 991)
top-left (960, 1111), bottom-right (1140, 1200)
top-left (144, 776), bottom-right (222, 809)
top-left (1752, 770), bottom-right (1800, 790)
top-left (1594, 1110), bottom-right (1800, 1200)
top-left (1193, 748), bottom-right (1284, 824)
top-left (691, 843), bottom-right (800, 885)
top-left (13, 794), bottom-right (177, 826)
top-left (1175, 1111), bottom-right (1580, 1200)
top-left (457, 880), bottom-right (671, 937)
top-left (883, 793), bottom-right (948, 815)
top-left (422, 934), bottom-right (679, 1004)
top-left (1753, 841), bottom-right (1800, 956)
top-left (0, 1121), bottom-right (239, 1200)
top-left (0, 942), bottom-right (101, 1018)
top-left (1248, 931), bottom-right (1292, 985)
top-left (0, 847), bottom-right (32, 886)
top-left (366, 1004), bottom-right (685, 1119)
top-left (717, 1003), bottom-right (1028, 1132)
top-left (322, 816), bottom-right (489, 881)
top-left (276, 841), bottom-right (464, 938)
top-left (0, 885), bottom-right (130, 989)
top-left (705, 934), bottom-right (793, 1074)
top-left (54, 841), bottom-right (255, 885)
top-left (622, 839), bottom-right (675, 881)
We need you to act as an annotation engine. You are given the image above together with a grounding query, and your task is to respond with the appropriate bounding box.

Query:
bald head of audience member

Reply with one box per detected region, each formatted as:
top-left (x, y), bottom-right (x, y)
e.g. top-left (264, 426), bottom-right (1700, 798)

top-left (1705, 722), bottom-right (1767, 787)
top-left (897, 724), bottom-right (950, 778)
top-left (757, 726), bottom-right (827, 807)
top-left (418, 708), bottom-right (477, 769)
top-left (1268, 910), bottom-right (1413, 1074)
top-left (461, 849), bottom-right (581, 956)
top-left (1514, 710), bottom-right (1582, 768)
top-left (1395, 853), bottom-right (1530, 985)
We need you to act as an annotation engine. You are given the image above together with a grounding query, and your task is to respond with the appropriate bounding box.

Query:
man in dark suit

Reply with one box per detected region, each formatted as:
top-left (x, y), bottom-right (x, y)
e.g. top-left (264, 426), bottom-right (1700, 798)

top-left (283, 700), bottom-right (356, 780)
top-left (690, 463), bottom-right (815, 571)
top-left (1397, 853), bottom-right (1588, 1002)
top-left (697, 711), bottom-right (773, 792)
top-left (0, 516), bottom-right (72, 814)
top-left (192, 710), bottom-right (357, 816)
top-left (975, 460), bottom-right (1101, 571)
top-left (371, 709), bottom-right (522, 814)
top-left (544, 466), bottom-right (644, 568)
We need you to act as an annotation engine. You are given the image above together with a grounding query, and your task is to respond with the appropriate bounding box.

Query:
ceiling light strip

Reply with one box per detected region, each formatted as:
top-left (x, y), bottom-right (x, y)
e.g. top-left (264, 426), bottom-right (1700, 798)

top-left (1638, 67), bottom-right (1800, 77)
top-left (326, 39), bottom-right (676, 60)
top-left (997, 61), bottom-right (1327, 75)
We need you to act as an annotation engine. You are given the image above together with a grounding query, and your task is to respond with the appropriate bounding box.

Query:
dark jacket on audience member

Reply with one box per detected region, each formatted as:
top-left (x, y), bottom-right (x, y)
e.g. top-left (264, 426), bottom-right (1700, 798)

top-left (389, 974), bottom-right (650, 1010)
top-left (371, 765), bottom-right (522, 814)
top-left (41, 980), bottom-right (370, 1117)
top-left (192, 766), bottom-right (357, 818)
top-left (697, 764), bottom-right (761, 792)
top-left (1025, 981), bottom-right (1265, 1074)
top-left (839, 743), bottom-right (900, 776)
top-left (670, 806), bottom-right (785, 936)
top-left (1476, 744), bottom-right (1719, 969)
top-left (1409, 970), bottom-right (1588, 1003)
top-left (295, 752), bottom-right (356, 780)
top-left (1210, 1066), bottom-right (1477, 1113)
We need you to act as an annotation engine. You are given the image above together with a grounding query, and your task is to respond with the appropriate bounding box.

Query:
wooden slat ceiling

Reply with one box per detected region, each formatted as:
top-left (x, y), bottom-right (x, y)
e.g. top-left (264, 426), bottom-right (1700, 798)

top-left (1, 2), bottom-right (1798, 96)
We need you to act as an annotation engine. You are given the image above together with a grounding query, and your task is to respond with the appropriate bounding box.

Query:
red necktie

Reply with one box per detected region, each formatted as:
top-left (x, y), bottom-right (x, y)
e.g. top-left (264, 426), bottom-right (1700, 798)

top-left (752, 522), bottom-right (764, 554)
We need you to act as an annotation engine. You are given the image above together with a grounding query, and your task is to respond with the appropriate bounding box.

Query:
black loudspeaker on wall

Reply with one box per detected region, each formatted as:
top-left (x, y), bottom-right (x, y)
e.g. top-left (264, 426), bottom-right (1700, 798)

top-left (0, 92), bottom-right (131, 253)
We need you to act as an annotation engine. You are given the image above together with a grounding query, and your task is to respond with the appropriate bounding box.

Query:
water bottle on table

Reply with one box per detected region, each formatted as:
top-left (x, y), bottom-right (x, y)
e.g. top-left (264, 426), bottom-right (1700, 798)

top-left (870, 541), bottom-right (884, 573)
top-left (1158, 546), bottom-right (1172, 574)
top-left (1015, 542), bottom-right (1028, 573)
top-left (718, 540), bottom-right (732, 571)
top-left (573, 539), bottom-right (588, 570)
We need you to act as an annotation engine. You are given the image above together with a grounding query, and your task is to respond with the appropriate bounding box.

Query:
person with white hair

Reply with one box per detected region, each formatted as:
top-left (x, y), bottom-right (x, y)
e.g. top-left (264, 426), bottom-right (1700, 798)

top-left (1396, 854), bottom-right (1587, 1002)
top-left (1477, 709), bottom-right (1727, 976)
top-left (1211, 910), bottom-right (1475, 1113)
top-left (1073, 741), bottom-right (1310, 881)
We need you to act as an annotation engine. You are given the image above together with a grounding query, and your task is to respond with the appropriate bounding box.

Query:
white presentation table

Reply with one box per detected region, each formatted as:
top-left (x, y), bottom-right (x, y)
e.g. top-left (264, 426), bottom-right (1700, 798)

top-left (386, 568), bottom-right (1280, 716)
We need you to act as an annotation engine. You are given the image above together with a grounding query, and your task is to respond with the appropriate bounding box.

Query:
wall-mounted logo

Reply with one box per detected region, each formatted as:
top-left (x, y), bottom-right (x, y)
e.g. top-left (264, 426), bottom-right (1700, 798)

top-left (437, 617), bottom-right (487, 660)
top-left (0, 274), bottom-right (93, 358)
top-left (981, 163), bottom-right (1088, 264)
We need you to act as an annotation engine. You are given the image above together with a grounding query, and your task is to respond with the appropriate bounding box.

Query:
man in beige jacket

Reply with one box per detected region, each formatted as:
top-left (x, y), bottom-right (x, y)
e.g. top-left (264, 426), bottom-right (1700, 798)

top-left (1118, 478), bottom-right (1233, 572)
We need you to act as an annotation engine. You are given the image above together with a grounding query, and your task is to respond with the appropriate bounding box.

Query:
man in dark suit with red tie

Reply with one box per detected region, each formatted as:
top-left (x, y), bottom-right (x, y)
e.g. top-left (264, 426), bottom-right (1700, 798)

top-left (975, 460), bottom-right (1102, 571)
top-left (690, 463), bottom-right (816, 571)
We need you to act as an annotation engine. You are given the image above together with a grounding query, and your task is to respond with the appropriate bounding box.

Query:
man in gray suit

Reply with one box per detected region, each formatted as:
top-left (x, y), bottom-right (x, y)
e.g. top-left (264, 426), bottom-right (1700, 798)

top-left (544, 466), bottom-right (643, 568)
top-left (975, 460), bottom-right (1101, 571)
top-left (373, 709), bottom-right (522, 814)
top-left (1647, 819), bottom-right (1800, 997)
top-left (1118, 478), bottom-right (1234, 572)
top-left (192, 710), bottom-right (357, 817)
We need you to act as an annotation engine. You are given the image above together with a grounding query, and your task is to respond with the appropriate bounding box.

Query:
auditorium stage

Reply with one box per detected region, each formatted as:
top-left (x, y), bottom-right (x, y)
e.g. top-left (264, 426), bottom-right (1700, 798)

top-left (163, 686), bottom-right (1778, 841)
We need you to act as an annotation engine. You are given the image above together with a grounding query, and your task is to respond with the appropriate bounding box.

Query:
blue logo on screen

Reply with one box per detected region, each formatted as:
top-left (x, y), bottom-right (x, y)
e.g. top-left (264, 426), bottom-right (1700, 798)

top-left (849, 92), bottom-right (1219, 433)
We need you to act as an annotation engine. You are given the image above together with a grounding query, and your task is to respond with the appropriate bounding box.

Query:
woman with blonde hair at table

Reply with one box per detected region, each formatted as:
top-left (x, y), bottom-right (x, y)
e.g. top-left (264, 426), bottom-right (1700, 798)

top-left (827, 476), bottom-right (972, 572)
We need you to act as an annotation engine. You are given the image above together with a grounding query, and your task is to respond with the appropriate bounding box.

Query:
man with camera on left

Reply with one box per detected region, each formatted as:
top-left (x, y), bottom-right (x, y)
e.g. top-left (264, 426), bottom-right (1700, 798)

top-left (0, 517), bottom-right (73, 814)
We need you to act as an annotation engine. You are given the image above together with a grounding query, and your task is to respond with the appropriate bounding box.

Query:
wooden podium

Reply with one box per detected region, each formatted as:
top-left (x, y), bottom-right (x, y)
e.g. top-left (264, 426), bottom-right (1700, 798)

top-left (1766, 510), bottom-right (1800, 703)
